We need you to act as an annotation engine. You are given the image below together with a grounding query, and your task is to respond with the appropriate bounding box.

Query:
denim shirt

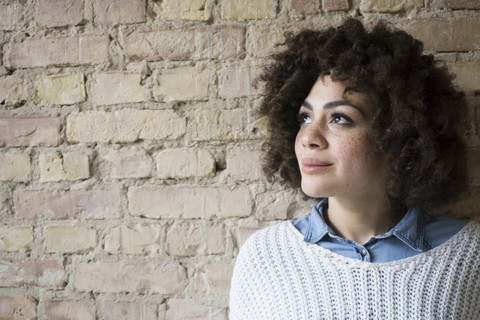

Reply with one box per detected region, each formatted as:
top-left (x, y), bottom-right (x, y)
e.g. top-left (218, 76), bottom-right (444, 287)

top-left (293, 199), bottom-right (467, 263)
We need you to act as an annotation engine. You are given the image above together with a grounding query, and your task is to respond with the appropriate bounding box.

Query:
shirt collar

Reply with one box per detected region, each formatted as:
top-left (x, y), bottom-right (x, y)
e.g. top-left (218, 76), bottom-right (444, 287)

top-left (303, 199), bottom-right (428, 252)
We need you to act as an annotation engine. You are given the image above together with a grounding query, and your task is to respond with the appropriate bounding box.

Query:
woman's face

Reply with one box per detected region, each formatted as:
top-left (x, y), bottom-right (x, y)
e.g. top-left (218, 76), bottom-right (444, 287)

top-left (294, 76), bottom-right (389, 201)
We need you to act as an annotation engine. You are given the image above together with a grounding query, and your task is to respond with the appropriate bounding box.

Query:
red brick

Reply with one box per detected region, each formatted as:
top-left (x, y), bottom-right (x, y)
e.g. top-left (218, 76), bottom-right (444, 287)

top-left (0, 116), bottom-right (61, 147)
top-left (0, 294), bottom-right (37, 319)
top-left (35, 0), bottom-right (84, 27)
top-left (436, 0), bottom-right (480, 9)
top-left (401, 18), bottom-right (480, 52)
top-left (291, 0), bottom-right (320, 13)
top-left (166, 299), bottom-right (227, 320)
top-left (73, 260), bottom-right (186, 294)
top-left (44, 299), bottom-right (95, 320)
top-left (322, 0), bottom-right (349, 11)
top-left (0, 258), bottom-right (65, 288)
top-left (100, 300), bottom-right (157, 320)
top-left (14, 189), bottom-right (121, 220)
top-left (121, 25), bottom-right (245, 62)
top-left (194, 263), bottom-right (233, 294)
top-left (6, 35), bottom-right (109, 68)
top-left (0, 2), bottom-right (25, 31)
top-left (94, 0), bottom-right (146, 26)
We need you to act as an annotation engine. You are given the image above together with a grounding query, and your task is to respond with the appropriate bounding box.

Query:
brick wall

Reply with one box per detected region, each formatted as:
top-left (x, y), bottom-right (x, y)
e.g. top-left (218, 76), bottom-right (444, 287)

top-left (1, 0), bottom-right (479, 319)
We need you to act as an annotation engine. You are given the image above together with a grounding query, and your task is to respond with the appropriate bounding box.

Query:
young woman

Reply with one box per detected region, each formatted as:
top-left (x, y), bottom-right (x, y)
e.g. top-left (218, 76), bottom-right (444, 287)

top-left (229, 19), bottom-right (480, 319)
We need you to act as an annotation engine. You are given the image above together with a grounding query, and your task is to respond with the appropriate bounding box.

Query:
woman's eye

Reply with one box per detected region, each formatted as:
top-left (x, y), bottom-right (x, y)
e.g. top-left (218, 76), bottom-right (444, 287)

top-left (296, 113), bottom-right (312, 125)
top-left (331, 113), bottom-right (353, 125)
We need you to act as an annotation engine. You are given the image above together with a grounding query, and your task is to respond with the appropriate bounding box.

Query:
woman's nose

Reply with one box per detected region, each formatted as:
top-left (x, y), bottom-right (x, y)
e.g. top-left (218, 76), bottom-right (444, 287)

top-left (300, 125), bottom-right (328, 149)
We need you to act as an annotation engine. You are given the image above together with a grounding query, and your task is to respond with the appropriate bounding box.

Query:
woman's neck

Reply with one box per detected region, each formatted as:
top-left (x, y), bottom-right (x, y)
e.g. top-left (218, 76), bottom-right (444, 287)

top-left (325, 196), bottom-right (402, 245)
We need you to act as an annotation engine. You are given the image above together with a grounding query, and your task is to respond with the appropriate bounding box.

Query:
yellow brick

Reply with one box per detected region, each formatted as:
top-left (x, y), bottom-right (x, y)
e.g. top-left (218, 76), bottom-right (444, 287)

top-left (0, 153), bottom-right (30, 181)
top-left (222, 0), bottom-right (277, 20)
top-left (35, 73), bottom-right (85, 105)
top-left (360, 0), bottom-right (424, 12)
top-left (105, 225), bottom-right (161, 254)
top-left (157, 0), bottom-right (211, 20)
top-left (187, 109), bottom-right (248, 141)
top-left (153, 67), bottom-right (209, 101)
top-left (0, 226), bottom-right (33, 252)
top-left (90, 72), bottom-right (148, 106)
top-left (449, 62), bottom-right (480, 93)
top-left (0, 76), bottom-right (27, 106)
top-left (44, 226), bottom-right (96, 253)
top-left (39, 151), bottom-right (89, 182)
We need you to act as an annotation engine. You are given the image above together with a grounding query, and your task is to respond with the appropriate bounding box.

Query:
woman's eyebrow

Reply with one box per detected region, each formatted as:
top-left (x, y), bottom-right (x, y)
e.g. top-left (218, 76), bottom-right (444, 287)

top-left (301, 100), bottom-right (365, 116)
top-left (324, 100), bottom-right (365, 116)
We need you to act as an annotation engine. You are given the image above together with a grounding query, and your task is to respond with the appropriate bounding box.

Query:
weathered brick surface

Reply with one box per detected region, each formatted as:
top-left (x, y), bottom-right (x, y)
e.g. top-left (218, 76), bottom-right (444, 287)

top-left (1, 0), bottom-right (479, 317)
top-left (187, 109), bottom-right (248, 141)
top-left (434, 0), bottom-right (480, 9)
top-left (101, 147), bottom-right (152, 178)
top-left (94, 0), bottom-right (146, 26)
top-left (222, 0), bottom-right (277, 20)
top-left (292, 0), bottom-right (320, 13)
top-left (105, 224), bottom-right (161, 254)
top-left (0, 2), bottom-right (24, 31)
top-left (0, 76), bottom-right (27, 106)
top-left (0, 294), bottom-right (37, 319)
top-left (0, 226), bottom-right (33, 252)
top-left (35, 0), bottom-right (84, 27)
top-left (44, 299), bottom-right (96, 320)
top-left (360, 0), bottom-right (421, 12)
top-left (67, 110), bottom-right (186, 143)
top-left (155, 148), bottom-right (215, 178)
top-left (90, 72), bottom-right (148, 105)
top-left (232, 226), bottom-right (262, 249)
top-left (0, 116), bottom-right (61, 147)
top-left (166, 223), bottom-right (225, 256)
top-left (194, 263), bottom-right (233, 294)
top-left (121, 25), bottom-right (245, 61)
top-left (226, 148), bottom-right (264, 180)
top-left (44, 226), bottom-right (96, 253)
top-left (218, 66), bottom-right (260, 98)
top-left (73, 260), bottom-right (186, 294)
top-left (0, 258), bottom-right (65, 288)
top-left (128, 185), bottom-right (252, 219)
top-left (35, 73), bottom-right (85, 105)
top-left (254, 190), bottom-right (296, 220)
top-left (153, 66), bottom-right (209, 101)
top-left (39, 151), bottom-right (89, 182)
top-left (100, 300), bottom-right (157, 320)
top-left (158, 0), bottom-right (212, 20)
top-left (449, 62), bottom-right (480, 93)
top-left (401, 18), bottom-right (480, 51)
top-left (14, 189), bottom-right (121, 220)
top-left (323, 0), bottom-right (350, 11)
top-left (0, 153), bottom-right (30, 181)
top-left (6, 36), bottom-right (109, 68)
top-left (166, 299), bottom-right (227, 320)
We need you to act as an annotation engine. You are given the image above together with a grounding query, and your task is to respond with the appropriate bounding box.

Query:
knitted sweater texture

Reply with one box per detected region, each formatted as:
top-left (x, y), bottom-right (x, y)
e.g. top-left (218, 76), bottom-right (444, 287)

top-left (229, 221), bottom-right (480, 320)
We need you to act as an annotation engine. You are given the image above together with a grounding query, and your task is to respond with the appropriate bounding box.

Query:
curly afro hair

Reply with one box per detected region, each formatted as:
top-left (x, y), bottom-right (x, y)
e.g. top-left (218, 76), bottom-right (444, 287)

top-left (260, 18), bottom-right (467, 209)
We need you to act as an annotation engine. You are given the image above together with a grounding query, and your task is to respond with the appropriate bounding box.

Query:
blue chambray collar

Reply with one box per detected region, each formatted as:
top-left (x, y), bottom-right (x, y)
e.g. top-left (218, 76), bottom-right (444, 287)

top-left (303, 199), bottom-right (428, 252)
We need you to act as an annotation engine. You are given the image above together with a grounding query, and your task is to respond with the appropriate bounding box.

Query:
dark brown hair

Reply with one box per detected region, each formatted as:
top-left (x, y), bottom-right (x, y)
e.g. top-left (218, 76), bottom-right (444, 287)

top-left (260, 18), bottom-right (467, 209)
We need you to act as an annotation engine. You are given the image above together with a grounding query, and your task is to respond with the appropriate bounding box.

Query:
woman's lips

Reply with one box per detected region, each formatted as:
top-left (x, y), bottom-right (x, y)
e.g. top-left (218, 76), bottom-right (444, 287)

top-left (301, 158), bottom-right (333, 173)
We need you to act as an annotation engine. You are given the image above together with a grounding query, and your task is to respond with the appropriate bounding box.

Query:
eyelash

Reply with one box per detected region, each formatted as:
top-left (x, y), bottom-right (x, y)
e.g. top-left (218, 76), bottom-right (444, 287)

top-left (296, 112), bottom-right (354, 126)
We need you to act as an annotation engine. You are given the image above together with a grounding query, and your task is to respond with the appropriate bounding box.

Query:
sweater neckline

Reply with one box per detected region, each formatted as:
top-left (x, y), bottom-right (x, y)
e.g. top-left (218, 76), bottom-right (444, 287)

top-left (286, 220), bottom-right (477, 267)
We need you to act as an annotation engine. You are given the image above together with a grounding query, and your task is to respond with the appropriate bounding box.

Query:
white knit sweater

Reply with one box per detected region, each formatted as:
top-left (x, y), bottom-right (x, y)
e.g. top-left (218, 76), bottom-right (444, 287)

top-left (229, 221), bottom-right (480, 320)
